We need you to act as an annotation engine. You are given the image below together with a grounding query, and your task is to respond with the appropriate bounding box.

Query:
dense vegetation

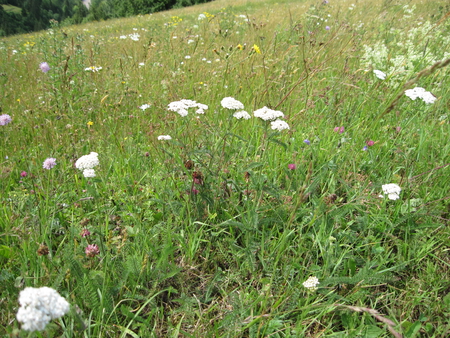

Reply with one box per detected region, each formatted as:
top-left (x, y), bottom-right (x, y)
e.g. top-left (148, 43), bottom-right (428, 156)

top-left (0, 0), bottom-right (212, 36)
top-left (1, 0), bottom-right (450, 336)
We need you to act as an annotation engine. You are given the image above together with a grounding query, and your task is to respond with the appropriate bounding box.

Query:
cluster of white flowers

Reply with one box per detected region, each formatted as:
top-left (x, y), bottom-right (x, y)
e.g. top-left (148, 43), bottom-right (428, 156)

top-left (253, 106), bottom-right (285, 121)
top-left (381, 183), bottom-right (402, 200)
top-left (221, 97), bottom-right (245, 110)
top-left (270, 119), bottom-right (290, 131)
top-left (362, 21), bottom-right (450, 83)
top-left (167, 99), bottom-right (208, 117)
top-left (233, 110), bottom-right (251, 120)
top-left (16, 287), bottom-right (70, 332)
top-left (373, 69), bottom-right (386, 80)
top-left (302, 276), bottom-right (320, 291)
top-left (84, 66), bottom-right (102, 72)
top-left (75, 152), bottom-right (99, 178)
top-left (157, 135), bottom-right (172, 140)
top-left (139, 104), bottom-right (151, 111)
top-left (404, 87), bottom-right (436, 104)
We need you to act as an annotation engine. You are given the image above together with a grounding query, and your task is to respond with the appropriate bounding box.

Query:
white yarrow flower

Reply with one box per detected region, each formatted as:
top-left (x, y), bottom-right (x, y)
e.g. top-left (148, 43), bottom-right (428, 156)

top-left (84, 66), bottom-right (102, 72)
top-left (168, 99), bottom-right (208, 117)
top-left (270, 119), bottom-right (290, 131)
top-left (75, 152), bottom-right (99, 171)
top-left (405, 87), bottom-right (436, 103)
top-left (139, 104), bottom-right (151, 110)
top-left (16, 287), bottom-right (70, 332)
top-left (302, 276), bottom-right (320, 291)
top-left (233, 110), bottom-right (251, 120)
top-left (254, 106), bottom-right (285, 121)
top-left (381, 183), bottom-right (401, 200)
top-left (221, 97), bottom-right (245, 110)
top-left (157, 135), bottom-right (172, 140)
top-left (373, 69), bottom-right (386, 80)
top-left (83, 169), bottom-right (96, 178)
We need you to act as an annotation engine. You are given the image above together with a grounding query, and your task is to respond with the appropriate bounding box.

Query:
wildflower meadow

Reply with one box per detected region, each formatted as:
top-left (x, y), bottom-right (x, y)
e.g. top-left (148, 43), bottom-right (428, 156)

top-left (1, 0), bottom-right (450, 336)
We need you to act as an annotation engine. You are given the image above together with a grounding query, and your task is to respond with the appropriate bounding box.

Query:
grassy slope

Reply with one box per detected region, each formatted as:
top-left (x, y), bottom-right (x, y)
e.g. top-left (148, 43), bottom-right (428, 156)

top-left (1, 0), bottom-right (450, 337)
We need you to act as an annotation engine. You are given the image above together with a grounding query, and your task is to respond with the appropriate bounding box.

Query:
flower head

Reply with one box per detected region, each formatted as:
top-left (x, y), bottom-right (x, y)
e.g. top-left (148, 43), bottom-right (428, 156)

top-left (75, 152), bottom-right (99, 171)
top-left (85, 244), bottom-right (100, 257)
top-left (303, 276), bottom-right (320, 291)
top-left (304, 139), bottom-right (311, 145)
top-left (42, 158), bottom-right (57, 170)
top-left (325, 26), bottom-right (330, 30)
top-left (381, 183), bottom-right (401, 200)
top-left (85, 66), bottom-right (102, 72)
top-left (83, 169), bottom-right (96, 178)
top-left (366, 140), bottom-right (375, 146)
top-left (253, 106), bottom-right (284, 121)
top-left (221, 97), bottom-right (245, 110)
top-left (16, 287), bottom-right (70, 331)
top-left (288, 164), bottom-right (296, 170)
top-left (233, 110), bottom-right (251, 120)
top-left (139, 104), bottom-right (151, 111)
top-left (0, 114), bottom-right (12, 126)
top-left (270, 119), bottom-right (290, 131)
top-left (405, 87), bottom-right (436, 104)
top-left (39, 62), bottom-right (50, 73)
top-left (334, 126), bottom-right (345, 133)
top-left (21, 171), bottom-right (28, 177)
top-left (167, 99), bottom-right (208, 117)
top-left (157, 135), bottom-right (172, 140)
top-left (373, 69), bottom-right (386, 80)
top-left (80, 229), bottom-right (91, 237)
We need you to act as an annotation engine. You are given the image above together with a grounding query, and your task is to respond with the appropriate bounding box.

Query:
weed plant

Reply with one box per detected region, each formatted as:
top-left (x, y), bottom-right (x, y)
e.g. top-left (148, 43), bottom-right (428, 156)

top-left (1, 0), bottom-right (450, 337)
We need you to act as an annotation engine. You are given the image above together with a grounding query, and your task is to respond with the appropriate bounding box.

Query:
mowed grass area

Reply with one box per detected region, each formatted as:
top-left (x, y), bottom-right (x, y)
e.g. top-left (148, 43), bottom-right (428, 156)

top-left (1, 0), bottom-right (450, 336)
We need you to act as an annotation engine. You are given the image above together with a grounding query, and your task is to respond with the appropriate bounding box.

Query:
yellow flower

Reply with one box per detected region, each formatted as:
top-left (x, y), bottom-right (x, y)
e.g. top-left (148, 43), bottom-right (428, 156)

top-left (237, 44), bottom-right (243, 50)
top-left (87, 121), bottom-right (94, 126)
top-left (253, 44), bottom-right (261, 54)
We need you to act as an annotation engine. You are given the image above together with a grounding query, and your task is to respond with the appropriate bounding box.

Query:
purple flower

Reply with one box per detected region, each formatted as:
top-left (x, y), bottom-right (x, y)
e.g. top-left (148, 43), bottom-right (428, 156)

top-left (288, 164), bottom-right (297, 170)
top-left (334, 126), bottom-right (345, 134)
top-left (20, 171), bottom-right (28, 177)
top-left (42, 157), bottom-right (57, 170)
top-left (304, 139), bottom-right (311, 145)
top-left (80, 229), bottom-right (91, 238)
top-left (325, 26), bottom-right (330, 30)
top-left (362, 146), bottom-right (368, 151)
top-left (366, 140), bottom-right (375, 146)
top-left (39, 62), bottom-right (50, 73)
top-left (0, 114), bottom-right (12, 126)
top-left (85, 244), bottom-right (100, 257)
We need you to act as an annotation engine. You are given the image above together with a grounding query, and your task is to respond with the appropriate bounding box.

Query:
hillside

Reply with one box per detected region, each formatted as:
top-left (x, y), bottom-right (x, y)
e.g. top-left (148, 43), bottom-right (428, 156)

top-left (1, 0), bottom-right (450, 336)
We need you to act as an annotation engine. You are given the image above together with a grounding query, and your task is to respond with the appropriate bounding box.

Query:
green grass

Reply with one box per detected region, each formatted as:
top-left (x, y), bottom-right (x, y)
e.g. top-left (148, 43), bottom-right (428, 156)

top-left (1, 0), bottom-right (450, 337)
top-left (2, 4), bottom-right (22, 15)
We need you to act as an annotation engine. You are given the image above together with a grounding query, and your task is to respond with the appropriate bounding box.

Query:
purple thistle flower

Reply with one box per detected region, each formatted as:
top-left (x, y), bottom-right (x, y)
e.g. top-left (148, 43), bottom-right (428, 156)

top-left (366, 140), bottom-right (375, 146)
top-left (0, 114), bottom-right (12, 126)
top-left (20, 171), bottom-right (28, 177)
top-left (42, 157), bottom-right (57, 170)
top-left (303, 139), bottom-right (311, 145)
top-left (39, 62), bottom-right (50, 73)
top-left (288, 164), bottom-right (297, 170)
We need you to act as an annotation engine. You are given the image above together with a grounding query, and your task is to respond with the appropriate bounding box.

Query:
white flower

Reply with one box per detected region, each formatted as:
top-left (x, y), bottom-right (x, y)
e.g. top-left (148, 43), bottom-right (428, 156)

top-left (185, 55), bottom-right (191, 59)
top-left (221, 97), bottom-right (245, 110)
top-left (373, 69), bottom-right (386, 80)
top-left (16, 287), bottom-right (70, 332)
top-left (85, 66), bottom-right (102, 72)
top-left (381, 183), bottom-right (401, 200)
top-left (302, 276), bottom-right (320, 291)
top-left (139, 104), bottom-right (151, 110)
top-left (421, 91), bottom-right (436, 104)
top-left (233, 110), bottom-right (251, 119)
top-left (270, 119), bottom-right (290, 131)
top-left (405, 87), bottom-right (436, 103)
top-left (168, 99), bottom-right (208, 117)
top-left (75, 152), bottom-right (99, 171)
top-left (157, 135), bottom-right (172, 140)
top-left (253, 106), bottom-right (284, 121)
top-left (129, 33), bottom-right (140, 41)
top-left (83, 169), bottom-right (96, 178)
top-left (198, 13), bottom-right (206, 20)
